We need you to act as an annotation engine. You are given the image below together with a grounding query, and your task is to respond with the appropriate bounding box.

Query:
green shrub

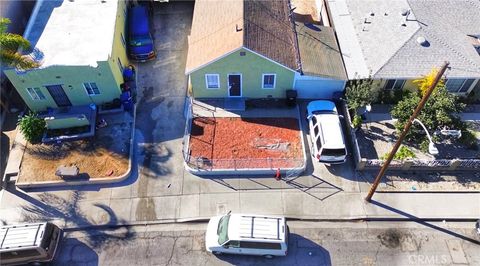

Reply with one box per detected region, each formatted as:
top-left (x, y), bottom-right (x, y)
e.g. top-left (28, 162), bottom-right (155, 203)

top-left (459, 130), bottom-right (478, 150)
top-left (381, 145), bottom-right (416, 161)
top-left (419, 139), bottom-right (430, 154)
top-left (352, 115), bottom-right (362, 128)
top-left (391, 85), bottom-right (465, 141)
top-left (17, 112), bottom-right (46, 143)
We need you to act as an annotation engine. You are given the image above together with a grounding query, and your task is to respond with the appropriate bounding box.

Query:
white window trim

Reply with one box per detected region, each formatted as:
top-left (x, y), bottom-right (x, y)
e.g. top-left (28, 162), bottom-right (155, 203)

top-left (26, 87), bottom-right (44, 101)
top-left (83, 82), bottom-right (100, 96)
top-left (262, 73), bottom-right (276, 89)
top-left (205, 74), bottom-right (220, 89)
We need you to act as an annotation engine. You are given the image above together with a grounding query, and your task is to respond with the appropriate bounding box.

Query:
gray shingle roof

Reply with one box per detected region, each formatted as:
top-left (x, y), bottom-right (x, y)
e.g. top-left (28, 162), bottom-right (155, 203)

top-left (329, 0), bottom-right (480, 79)
top-left (376, 0), bottom-right (480, 78)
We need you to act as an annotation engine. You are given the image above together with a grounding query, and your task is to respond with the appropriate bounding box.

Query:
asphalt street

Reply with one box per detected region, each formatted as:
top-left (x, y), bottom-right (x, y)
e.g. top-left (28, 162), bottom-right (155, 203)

top-left (53, 221), bottom-right (480, 266)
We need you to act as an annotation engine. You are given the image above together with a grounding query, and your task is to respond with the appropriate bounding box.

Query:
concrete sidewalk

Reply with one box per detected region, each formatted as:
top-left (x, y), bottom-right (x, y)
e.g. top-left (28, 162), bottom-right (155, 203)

top-left (1, 181), bottom-right (479, 229)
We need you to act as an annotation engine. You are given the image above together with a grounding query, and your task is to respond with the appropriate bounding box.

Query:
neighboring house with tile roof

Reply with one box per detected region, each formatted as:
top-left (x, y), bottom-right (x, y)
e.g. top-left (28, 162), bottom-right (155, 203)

top-left (3, 0), bottom-right (130, 112)
top-left (328, 0), bottom-right (480, 95)
top-left (185, 0), bottom-right (346, 99)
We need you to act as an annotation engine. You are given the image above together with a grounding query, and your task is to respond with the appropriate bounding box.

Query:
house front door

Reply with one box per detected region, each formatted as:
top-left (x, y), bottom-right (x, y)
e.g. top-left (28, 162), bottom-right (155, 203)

top-left (46, 85), bottom-right (72, 107)
top-left (228, 74), bottom-right (241, 97)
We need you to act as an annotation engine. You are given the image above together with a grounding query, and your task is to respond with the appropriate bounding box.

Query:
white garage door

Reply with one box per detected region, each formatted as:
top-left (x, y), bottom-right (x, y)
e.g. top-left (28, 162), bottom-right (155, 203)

top-left (294, 78), bottom-right (345, 99)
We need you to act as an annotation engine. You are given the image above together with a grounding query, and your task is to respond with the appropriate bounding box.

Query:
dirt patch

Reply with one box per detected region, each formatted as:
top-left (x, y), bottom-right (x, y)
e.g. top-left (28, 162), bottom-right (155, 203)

top-left (188, 117), bottom-right (303, 169)
top-left (18, 113), bottom-right (132, 183)
top-left (19, 139), bottom-right (129, 182)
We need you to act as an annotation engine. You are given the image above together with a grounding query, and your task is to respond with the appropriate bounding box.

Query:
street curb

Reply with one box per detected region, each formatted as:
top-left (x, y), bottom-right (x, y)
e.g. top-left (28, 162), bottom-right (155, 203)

top-left (60, 216), bottom-right (480, 231)
top-left (15, 105), bottom-right (137, 189)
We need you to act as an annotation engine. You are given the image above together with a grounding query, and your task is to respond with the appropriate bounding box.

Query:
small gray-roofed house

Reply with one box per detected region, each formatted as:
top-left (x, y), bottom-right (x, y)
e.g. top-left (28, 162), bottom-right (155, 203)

top-left (328, 0), bottom-right (480, 95)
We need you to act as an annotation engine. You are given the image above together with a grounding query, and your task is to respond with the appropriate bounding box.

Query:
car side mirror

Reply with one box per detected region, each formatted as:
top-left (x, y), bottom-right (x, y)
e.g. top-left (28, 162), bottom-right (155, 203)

top-left (307, 115), bottom-right (312, 120)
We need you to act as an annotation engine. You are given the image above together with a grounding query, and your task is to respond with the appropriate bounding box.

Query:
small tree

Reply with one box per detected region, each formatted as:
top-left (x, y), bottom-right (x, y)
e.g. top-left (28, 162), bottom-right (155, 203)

top-left (17, 112), bottom-right (46, 143)
top-left (0, 18), bottom-right (39, 69)
top-left (391, 85), bottom-right (465, 140)
top-left (413, 68), bottom-right (445, 96)
top-left (345, 78), bottom-right (377, 113)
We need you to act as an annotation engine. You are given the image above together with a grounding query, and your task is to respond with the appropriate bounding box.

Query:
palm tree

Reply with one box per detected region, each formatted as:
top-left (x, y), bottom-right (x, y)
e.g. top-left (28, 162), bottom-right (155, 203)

top-left (0, 17), bottom-right (38, 69)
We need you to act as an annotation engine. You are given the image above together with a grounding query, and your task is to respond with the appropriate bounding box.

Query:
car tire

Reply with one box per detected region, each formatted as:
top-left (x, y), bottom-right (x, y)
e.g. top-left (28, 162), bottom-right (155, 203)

top-left (264, 255), bottom-right (274, 259)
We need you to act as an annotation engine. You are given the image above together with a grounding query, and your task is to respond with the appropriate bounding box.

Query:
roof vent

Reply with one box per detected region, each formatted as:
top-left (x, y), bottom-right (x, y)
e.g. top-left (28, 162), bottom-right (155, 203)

top-left (401, 9), bottom-right (410, 16)
top-left (416, 36), bottom-right (429, 47)
top-left (369, 12), bottom-right (375, 16)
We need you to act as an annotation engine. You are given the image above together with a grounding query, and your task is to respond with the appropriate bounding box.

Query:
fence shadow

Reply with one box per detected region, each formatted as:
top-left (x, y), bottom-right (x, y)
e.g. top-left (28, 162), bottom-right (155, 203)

top-left (208, 174), bottom-right (343, 201)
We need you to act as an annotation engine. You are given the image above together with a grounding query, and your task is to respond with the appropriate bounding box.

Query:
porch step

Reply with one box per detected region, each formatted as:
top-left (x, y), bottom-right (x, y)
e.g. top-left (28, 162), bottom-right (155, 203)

top-left (224, 98), bottom-right (245, 111)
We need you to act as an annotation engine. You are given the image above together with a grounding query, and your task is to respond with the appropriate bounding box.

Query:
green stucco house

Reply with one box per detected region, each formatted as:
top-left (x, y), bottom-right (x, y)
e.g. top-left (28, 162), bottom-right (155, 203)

top-left (185, 0), bottom-right (346, 100)
top-left (3, 0), bottom-right (130, 112)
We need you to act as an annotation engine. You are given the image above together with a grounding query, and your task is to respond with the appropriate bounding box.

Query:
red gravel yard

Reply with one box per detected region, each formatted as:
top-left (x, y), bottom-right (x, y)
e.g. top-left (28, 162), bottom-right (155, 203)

top-left (188, 117), bottom-right (304, 169)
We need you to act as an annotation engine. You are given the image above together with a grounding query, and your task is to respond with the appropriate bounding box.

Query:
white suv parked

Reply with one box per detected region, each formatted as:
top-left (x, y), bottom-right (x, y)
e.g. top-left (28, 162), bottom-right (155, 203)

top-left (205, 213), bottom-right (288, 258)
top-left (307, 100), bottom-right (347, 164)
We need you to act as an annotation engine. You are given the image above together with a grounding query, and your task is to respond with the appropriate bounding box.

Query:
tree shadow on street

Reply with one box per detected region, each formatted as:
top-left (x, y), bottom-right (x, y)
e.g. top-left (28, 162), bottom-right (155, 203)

top-left (9, 186), bottom-right (135, 249)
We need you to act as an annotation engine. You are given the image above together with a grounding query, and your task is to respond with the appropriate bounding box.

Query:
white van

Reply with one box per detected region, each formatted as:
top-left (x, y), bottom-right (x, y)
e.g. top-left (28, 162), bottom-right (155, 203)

top-left (0, 222), bottom-right (63, 265)
top-left (307, 100), bottom-right (347, 164)
top-left (205, 213), bottom-right (288, 258)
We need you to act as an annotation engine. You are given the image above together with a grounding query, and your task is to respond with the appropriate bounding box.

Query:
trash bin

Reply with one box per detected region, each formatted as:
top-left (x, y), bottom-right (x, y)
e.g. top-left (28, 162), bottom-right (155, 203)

top-left (286, 90), bottom-right (297, 107)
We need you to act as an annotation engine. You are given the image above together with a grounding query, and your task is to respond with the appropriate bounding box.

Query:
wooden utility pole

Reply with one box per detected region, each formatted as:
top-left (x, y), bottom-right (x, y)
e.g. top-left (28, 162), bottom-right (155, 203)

top-left (365, 62), bottom-right (449, 202)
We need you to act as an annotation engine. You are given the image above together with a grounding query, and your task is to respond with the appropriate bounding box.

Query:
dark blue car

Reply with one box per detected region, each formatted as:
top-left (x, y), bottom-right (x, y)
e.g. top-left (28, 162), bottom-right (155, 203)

top-left (128, 5), bottom-right (156, 62)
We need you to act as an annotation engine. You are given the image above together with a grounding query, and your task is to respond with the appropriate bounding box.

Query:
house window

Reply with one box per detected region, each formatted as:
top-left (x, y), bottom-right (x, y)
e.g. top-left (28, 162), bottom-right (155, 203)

top-left (262, 74), bottom-right (276, 89)
top-left (446, 79), bottom-right (475, 93)
top-left (384, 79), bottom-right (406, 90)
top-left (26, 87), bottom-right (46, 100)
top-left (83, 83), bottom-right (100, 95)
top-left (205, 74), bottom-right (220, 89)
top-left (121, 33), bottom-right (126, 48)
top-left (117, 57), bottom-right (123, 73)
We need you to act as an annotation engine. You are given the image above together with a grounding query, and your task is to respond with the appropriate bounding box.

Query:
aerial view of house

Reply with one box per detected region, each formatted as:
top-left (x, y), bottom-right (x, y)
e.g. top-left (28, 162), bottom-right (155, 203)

top-left (328, 0), bottom-right (480, 94)
top-left (185, 0), bottom-right (346, 100)
top-left (3, 0), bottom-right (130, 112)
top-left (1, 0), bottom-right (479, 265)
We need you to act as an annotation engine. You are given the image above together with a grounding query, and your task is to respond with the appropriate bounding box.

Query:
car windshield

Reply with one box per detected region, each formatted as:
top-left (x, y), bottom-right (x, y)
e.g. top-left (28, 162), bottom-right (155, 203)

top-left (129, 35), bottom-right (153, 46)
top-left (217, 214), bottom-right (230, 245)
top-left (322, 148), bottom-right (346, 157)
top-left (311, 110), bottom-right (336, 115)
